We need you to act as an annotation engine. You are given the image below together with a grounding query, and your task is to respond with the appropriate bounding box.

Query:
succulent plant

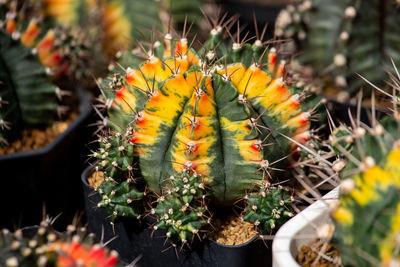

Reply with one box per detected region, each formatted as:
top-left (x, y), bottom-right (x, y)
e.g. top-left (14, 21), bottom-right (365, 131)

top-left (92, 18), bottom-right (315, 245)
top-left (242, 181), bottom-right (294, 233)
top-left (328, 70), bottom-right (400, 266)
top-left (0, 218), bottom-right (124, 267)
top-left (330, 116), bottom-right (400, 266)
top-left (275, 0), bottom-right (400, 97)
top-left (96, 0), bottom-right (203, 57)
top-left (0, 30), bottom-right (61, 146)
top-left (0, 0), bottom-right (105, 83)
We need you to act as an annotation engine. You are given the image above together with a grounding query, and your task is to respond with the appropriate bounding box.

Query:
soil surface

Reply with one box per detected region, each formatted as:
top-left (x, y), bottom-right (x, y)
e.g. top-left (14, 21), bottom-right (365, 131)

top-left (88, 171), bottom-right (104, 188)
top-left (297, 239), bottom-right (341, 267)
top-left (0, 112), bottom-right (77, 155)
top-left (208, 215), bottom-right (258, 246)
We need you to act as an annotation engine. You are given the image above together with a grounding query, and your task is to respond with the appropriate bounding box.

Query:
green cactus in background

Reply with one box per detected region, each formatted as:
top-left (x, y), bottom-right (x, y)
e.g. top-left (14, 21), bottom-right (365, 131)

top-left (92, 19), bottom-right (315, 245)
top-left (0, 31), bottom-right (60, 146)
top-left (330, 103), bottom-right (400, 265)
top-left (0, 219), bottom-right (124, 267)
top-left (90, 0), bottom-right (204, 57)
top-left (1, 0), bottom-right (205, 85)
top-left (1, 0), bottom-right (107, 84)
top-left (275, 0), bottom-right (400, 97)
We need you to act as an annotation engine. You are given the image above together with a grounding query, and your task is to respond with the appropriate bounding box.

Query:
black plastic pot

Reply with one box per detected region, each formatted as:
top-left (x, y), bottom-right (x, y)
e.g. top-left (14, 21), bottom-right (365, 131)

top-left (82, 165), bottom-right (272, 267)
top-left (0, 84), bottom-right (93, 230)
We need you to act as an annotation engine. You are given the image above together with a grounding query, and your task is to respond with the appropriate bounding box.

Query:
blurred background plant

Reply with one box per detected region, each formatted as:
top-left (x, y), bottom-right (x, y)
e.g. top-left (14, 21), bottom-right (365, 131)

top-left (1, 0), bottom-right (206, 92)
top-left (275, 0), bottom-right (400, 100)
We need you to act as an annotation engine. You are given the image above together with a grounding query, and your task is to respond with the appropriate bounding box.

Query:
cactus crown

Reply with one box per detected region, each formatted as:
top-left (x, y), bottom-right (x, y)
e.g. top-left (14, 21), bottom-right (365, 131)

top-left (92, 17), bottom-right (314, 244)
top-left (276, 0), bottom-right (400, 96)
top-left (330, 79), bottom-right (400, 265)
top-left (0, 219), bottom-right (123, 267)
top-left (0, 30), bottom-right (60, 146)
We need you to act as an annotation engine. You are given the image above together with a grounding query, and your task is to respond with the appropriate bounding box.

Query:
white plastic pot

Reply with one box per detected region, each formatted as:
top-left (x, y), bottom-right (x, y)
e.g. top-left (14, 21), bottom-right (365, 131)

top-left (272, 187), bottom-right (339, 267)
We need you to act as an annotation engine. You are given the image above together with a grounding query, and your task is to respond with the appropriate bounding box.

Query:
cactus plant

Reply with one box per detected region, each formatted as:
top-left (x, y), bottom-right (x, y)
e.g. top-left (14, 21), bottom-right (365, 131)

top-left (0, 0), bottom-right (106, 83)
top-left (0, 218), bottom-right (124, 267)
top-left (96, 0), bottom-right (203, 57)
top-left (92, 19), bottom-right (315, 245)
top-left (1, 0), bottom-right (205, 84)
top-left (330, 115), bottom-right (400, 266)
top-left (328, 69), bottom-right (400, 266)
top-left (0, 30), bottom-right (61, 146)
top-left (275, 0), bottom-right (400, 97)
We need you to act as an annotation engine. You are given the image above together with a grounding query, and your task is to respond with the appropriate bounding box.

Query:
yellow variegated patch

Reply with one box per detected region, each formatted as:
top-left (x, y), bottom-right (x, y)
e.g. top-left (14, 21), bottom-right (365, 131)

top-left (379, 203), bottom-right (400, 264)
top-left (101, 1), bottom-right (132, 54)
top-left (45, 0), bottom-right (78, 24)
top-left (220, 117), bottom-right (262, 162)
top-left (349, 149), bottom-right (400, 206)
top-left (333, 206), bottom-right (354, 225)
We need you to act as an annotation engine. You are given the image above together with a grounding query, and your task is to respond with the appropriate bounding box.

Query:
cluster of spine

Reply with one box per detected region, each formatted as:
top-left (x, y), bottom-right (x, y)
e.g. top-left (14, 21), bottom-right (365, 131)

top-left (275, 0), bottom-right (400, 96)
top-left (330, 114), bottom-right (400, 266)
top-left (0, 29), bottom-right (60, 146)
top-left (0, 220), bottom-right (123, 267)
top-left (242, 181), bottom-right (294, 234)
top-left (93, 17), bottom-right (313, 245)
top-left (152, 170), bottom-right (209, 245)
top-left (92, 128), bottom-right (145, 222)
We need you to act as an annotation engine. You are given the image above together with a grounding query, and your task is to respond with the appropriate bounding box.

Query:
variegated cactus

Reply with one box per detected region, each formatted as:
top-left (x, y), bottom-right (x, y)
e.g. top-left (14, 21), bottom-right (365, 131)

top-left (275, 0), bottom-right (400, 97)
top-left (0, 218), bottom-right (124, 267)
top-left (92, 20), bottom-right (313, 244)
top-left (329, 90), bottom-right (400, 265)
top-left (0, 0), bottom-right (104, 82)
top-left (0, 30), bottom-right (61, 147)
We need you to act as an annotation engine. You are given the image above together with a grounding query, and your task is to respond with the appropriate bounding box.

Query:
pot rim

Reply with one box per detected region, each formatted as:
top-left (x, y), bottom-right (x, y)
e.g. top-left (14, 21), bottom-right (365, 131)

top-left (272, 187), bottom-right (339, 267)
top-left (0, 84), bottom-right (91, 160)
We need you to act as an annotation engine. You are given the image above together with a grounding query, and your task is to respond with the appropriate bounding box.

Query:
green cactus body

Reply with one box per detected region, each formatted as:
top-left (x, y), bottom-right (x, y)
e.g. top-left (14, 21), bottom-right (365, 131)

top-left (0, 31), bottom-right (59, 145)
top-left (276, 0), bottom-right (400, 95)
top-left (93, 130), bottom-right (145, 221)
top-left (331, 116), bottom-right (400, 266)
top-left (242, 181), bottom-right (294, 233)
top-left (153, 170), bottom-right (208, 243)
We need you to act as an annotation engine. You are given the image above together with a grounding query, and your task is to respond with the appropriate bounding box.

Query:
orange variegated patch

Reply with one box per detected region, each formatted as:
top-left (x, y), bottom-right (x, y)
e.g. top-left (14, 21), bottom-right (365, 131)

top-left (21, 20), bottom-right (41, 47)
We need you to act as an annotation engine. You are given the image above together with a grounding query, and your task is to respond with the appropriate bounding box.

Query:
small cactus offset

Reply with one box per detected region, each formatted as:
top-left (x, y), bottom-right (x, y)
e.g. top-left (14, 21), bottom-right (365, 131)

top-left (93, 17), bottom-right (315, 244)
top-left (275, 0), bottom-right (400, 96)
top-left (92, 128), bottom-right (145, 222)
top-left (0, 219), bottom-right (124, 267)
top-left (242, 181), bottom-right (294, 234)
top-left (329, 81), bottom-right (400, 265)
top-left (152, 170), bottom-right (209, 245)
top-left (0, 30), bottom-right (60, 146)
